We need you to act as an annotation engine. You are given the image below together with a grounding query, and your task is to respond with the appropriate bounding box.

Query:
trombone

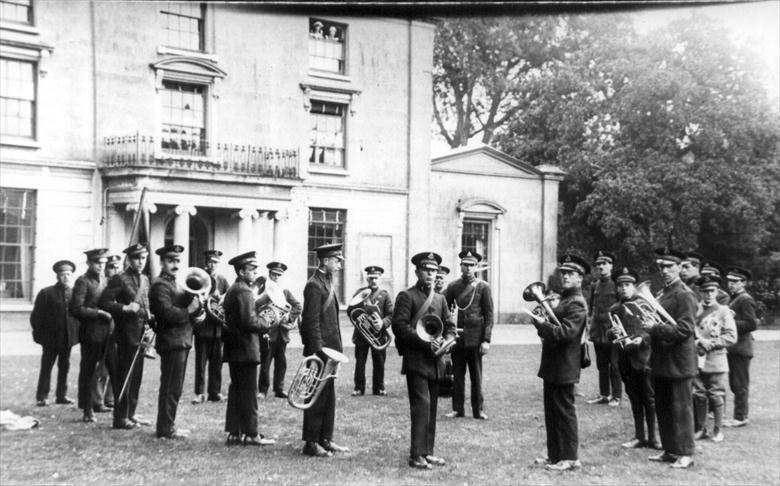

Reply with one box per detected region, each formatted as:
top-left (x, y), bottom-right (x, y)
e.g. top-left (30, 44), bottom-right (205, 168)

top-left (287, 347), bottom-right (348, 410)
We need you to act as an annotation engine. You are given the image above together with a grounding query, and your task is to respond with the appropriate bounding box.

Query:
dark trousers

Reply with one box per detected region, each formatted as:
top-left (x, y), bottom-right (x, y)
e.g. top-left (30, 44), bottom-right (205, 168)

top-left (727, 354), bottom-right (751, 421)
top-left (113, 341), bottom-right (144, 426)
top-left (451, 343), bottom-right (483, 416)
top-left (302, 378), bottom-right (336, 443)
top-left (259, 338), bottom-right (288, 395)
top-left (543, 381), bottom-right (578, 462)
top-left (353, 343), bottom-right (386, 394)
top-left (620, 359), bottom-right (657, 443)
top-left (36, 346), bottom-right (71, 401)
top-left (653, 376), bottom-right (694, 456)
top-left (225, 362), bottom-right (259, 437)
top-left (156, 348), bottom-right (189, 437)
top-left (194, 335), bottom-right (223, 398)
top-left (406, 373), bottom-right (439, 457)
top-left (594, 342), bottom-right (622, 399)
top-left (78, 340), bottom-right (108, 410)
top-left (92, 337), bottom-right (116, 407)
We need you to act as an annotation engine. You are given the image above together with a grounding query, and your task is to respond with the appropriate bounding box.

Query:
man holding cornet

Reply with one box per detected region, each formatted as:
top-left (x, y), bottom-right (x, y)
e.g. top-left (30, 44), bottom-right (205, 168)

top-left (392, 252), bottom-right (455, 470)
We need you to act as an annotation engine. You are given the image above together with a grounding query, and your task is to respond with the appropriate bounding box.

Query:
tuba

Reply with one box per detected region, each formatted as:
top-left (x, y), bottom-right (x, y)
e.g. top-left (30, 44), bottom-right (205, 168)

top-left (180, 267), bottom-right (211, 324)
top-left (416, 314), bottom-right (459, 357)
top-left (287, 347), bottom-right (349, 410)
top-left (624, 281), bottom-right (677, 328)
top-left (522, 281), bottom-right (562, 327)
top-left (255, 280), bottom-right (293, 330)
top-left (347, 288), bottom-right (392, 351)
top-left (205, 275), bottom-right (226, 326)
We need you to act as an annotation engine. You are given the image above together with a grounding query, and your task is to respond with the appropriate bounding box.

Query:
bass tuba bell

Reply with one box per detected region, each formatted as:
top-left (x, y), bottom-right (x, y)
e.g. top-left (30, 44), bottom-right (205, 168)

top-left (416, 314), bottom-right (458, 357)
top-left (522, 281), bottom-right (562, 327)
top-left (347, 288), bottom-right (392, 351)
top-left (255, 280), bottom-right (293, 329)
top-left (287, 347), bottom-right (349, 410)
top-left (180, 267), bottom-right (212, 324)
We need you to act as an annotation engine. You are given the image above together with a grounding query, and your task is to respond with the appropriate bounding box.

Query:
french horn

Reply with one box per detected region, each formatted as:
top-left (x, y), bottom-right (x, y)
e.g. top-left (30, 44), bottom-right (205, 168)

top-left (287, 347), bottom-right (348, 410)
top-left (347, 288), bottom-right (392, 351)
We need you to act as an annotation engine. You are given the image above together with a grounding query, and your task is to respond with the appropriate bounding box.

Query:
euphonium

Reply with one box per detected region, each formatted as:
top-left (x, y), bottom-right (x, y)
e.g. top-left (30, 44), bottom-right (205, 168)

top-left (204, 275), bottom-right (226, 326)
top-left (287, 347), bottom-right (348, 410)
top-left (416, 314), bottom-right (458, 357)
top-left (347, 288), bottom-right (392, 351)
top-left (255, 280), bottom-right (293, 329)
top-left (522, 281), bottom-right (562, 327)
top-left (624, 281), bottom-right (678, 328)
top-left (180, 267), bottom-right (212, 324)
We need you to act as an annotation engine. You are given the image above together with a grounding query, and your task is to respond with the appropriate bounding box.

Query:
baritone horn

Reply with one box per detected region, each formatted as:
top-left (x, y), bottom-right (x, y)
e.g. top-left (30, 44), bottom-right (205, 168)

top-left (255, 280), bottom-right (293, 329)
top-left (416, 315), bottom-right (458, 357)
top-left (522, 281), bottom-right (562, 327)
top-left (624, 281), bottom-right (677, 328)
top-left (347, 288), bottom-right (392, 351)
top-left (180, 267), bottom-right (211, 324)
top-left (287, 347), bottom-right (348, 410)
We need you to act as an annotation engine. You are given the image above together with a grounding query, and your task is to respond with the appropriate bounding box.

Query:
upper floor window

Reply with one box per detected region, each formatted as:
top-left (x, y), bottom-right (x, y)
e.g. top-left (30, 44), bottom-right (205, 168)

top-left (308, 100), bottom-right (345, 167)
top-left (161, 81), bottom-right (206, 156)
top-left (161, 2), bottom-right (204, 52)
top-left (0, 0), bottom-right (32, 24)
top-left (309, 18), bottom-right (345, 74)
top-left (0, 58), bottom-right (36, 139)
top-left (0, 187), bottom-right (36, 300)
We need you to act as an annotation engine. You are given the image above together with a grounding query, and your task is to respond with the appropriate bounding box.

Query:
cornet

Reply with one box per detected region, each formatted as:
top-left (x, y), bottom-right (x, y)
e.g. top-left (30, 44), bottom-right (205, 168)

top-left (522, 282), bottom-right (563, 327)
top-left (287, 347), bottom-right (349, 410)
top-left (347, 288), bottom-right (392, 351)
top-left (608, 313), bottom-right (634, 348)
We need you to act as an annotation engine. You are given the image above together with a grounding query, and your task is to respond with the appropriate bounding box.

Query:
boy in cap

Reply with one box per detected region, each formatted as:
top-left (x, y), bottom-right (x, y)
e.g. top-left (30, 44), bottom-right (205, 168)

top-left (392, 251), bottom-right (455, 469)
top-left (31, 260), bottom-right (80, 406)
top-left (692, 275), bottom-right (736, 443)
top-left (587, 250), bottom-right (621, 407)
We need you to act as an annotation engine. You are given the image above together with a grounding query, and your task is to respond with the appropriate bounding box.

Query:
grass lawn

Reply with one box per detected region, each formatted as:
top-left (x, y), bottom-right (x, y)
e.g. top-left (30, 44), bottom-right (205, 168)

top-left (1, 341), bottom-right (778, 485)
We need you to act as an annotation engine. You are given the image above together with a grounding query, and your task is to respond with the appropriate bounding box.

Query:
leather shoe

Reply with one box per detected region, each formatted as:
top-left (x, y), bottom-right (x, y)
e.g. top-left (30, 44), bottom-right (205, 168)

top-left (274, 391), bottom-right (288, 399)
top-left (225, 433), bottom-right (241, 446)
top-left (545, 459), bottom-right (581, 471)
top-left (408, 456), bottom-right (431, 469)
top-left (130, 415), bottom-right (151, 426)
top-left (93, 405), bottom-right (112, 413)
top-left (621, 438), bottom-right (645, 449)
top-left (724, 418), bottom-right (749, 427)
top-left (670, 455), bottom-right (694, 469)
top-left (82, 411), bottom-right (96, 423)
top-left (244, 434), bottom-right (275, 446)
top-left (351, 390), bottom-right (364, 396)
top-left (158, 429), bottom-right (189, 440)
top-left (373, 389), bottom-right (387, 396)
top-left (191, 394), bottom-right (205, 404)
top-left (650, 440), bottom-right (664, 450)
top-left (55, 396), bottom-right (74, 405)
top-left (425, 455), bottom-right (446, 466)
top-left (113, 420), bottom-right (137, 430)
top-left (586, 395), bottom-right (609, 405)
top-left (608, 398), bottom-right (620, 407)
top-left (534, 457), bottom-right (550, 465)
top-left (474, 411), bottom-right (488, 420)
top-left (649, 452), bottom-right (677, 463)
top-left (445, 411), bottom-right (464, 418)
top-left (320, 439), bottom-right (349, 453)
top-left (256, 392), bottom-right (266, 399)
top-left (303, 441), bottom-right (332, 457)
top-left (710, 430), bottom-right (724, 443)
top-left (694, 428), bottom-right (708, 440)
top-left (207, 394), bottom-right (223, 402)
top-left (36, 399), bottom-right (48, 407)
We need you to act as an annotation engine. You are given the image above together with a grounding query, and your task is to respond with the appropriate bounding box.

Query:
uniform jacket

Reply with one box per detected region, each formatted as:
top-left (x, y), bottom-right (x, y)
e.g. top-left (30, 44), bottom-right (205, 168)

top-left (648, 279), bottom-right (698, 379)
top-left (695, 302), bottom-right (736, 373)
top-left (266, 287), bottom-right (302, 344)
top-left (70, 270), bottom-right (111, 344)
top-left (588, 276), bottom-right (617, 343)
top-left (350, 285), bottom-right (393, 346)
top-left (609, 299), bottom-right (652, 370)
top-left (728, 290), bottom-right (758, 357)
top-left (30, 282), bottom-right (79, 349)
top-left (536, 287), bottom-right (587, 385)
top-left (149, 273), bottom-right (195, 352)
top-left (300, 269), bottom-right (342, 356)
top-left (99, 269), bottom-right (150, 347)
top-left (444, 277), bottom-right (494, 347)
top-left (391, 282), bottom-right (455, 380)
top-left (222, 278), bottom-right (269, 364)
top-left (195, 271), bottom-right (229, 339)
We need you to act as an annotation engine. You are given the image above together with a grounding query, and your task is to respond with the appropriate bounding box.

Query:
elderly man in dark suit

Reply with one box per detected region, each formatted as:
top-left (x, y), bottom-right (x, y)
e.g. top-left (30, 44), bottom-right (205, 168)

top-left (725, 266), bottom-right (759, 428)
top-left (392, 251), bottom-right (455, 470)
top-left (528, 253), bottom-right (589, 472)
top-left (31, 260), bottom-right (80, 407)
top-left (222, 251), bottom-right (274, 446)
top-left (299, 243), bottom-right (348, 457)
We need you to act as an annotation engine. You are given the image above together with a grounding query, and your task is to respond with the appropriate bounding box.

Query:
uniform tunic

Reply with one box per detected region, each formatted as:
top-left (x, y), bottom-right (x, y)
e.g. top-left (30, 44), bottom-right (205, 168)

top-left (71, 269), bottom-right (110, 411)
top-left (727, 290), bottom-right (759, 421)
top-left (350, 285), bottom-right (393, 395)
top-left (259, 286), bottom-right (302, 396)
top-left (194, 272), bottom-right (229, 399)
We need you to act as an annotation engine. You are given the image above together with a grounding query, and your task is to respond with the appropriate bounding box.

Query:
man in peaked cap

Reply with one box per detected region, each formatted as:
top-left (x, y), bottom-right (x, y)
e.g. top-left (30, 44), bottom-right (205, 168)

top-left (680, 251), bottom-right (705, 296)
top-left (258, 261), bottom-right (302, 399)
top-left (444, 250), bottom-right (493, 421)
top-left (724, 266), bottom-right (758, 428)
top-left (700, 260), bottom-right (731, 305)
top-left (192, 250), bottom-right (230, 405)
top-left (392, 251), bottom-right (455, 469)
top-left (587, 250), bottom-right (622, 407)
top-left (91, 254), bottom-right (124, 412)
top-left (349, 265), bottom-right (393, 397)
top-left (31, 260), bottom-right (79, 407)
top-left (71, 248), bottom-right (113, 423)
top-left (645, 247), bottom-right (698, 469)
top-left (300, 243), bottom-right (348, 457)
top-left (434, 265), bottom-right (450, 294)
top-left (529, 253), bottom-right (588, 471)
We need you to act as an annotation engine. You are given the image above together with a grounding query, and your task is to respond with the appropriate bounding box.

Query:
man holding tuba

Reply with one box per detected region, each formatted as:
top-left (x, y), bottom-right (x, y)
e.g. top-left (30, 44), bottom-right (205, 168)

top-left (192, 250), bottom-right (229, 405)
top-left (645, 247), bottom-right (698, 469)
top-left (350, 265), bottom-right (393, 397)
top-left (258, 261), bottom-right (302, 399)
top-left (299, 243), bottom-right (348, 457)
top-left (444, 250), bottom-right (493, 420)
top-left (391, 252), bottom-right (455, 470)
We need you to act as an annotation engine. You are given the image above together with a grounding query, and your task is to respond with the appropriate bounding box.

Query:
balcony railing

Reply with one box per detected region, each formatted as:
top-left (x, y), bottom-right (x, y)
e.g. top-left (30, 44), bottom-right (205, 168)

top-left (101, 134), bottom-right (299, 180)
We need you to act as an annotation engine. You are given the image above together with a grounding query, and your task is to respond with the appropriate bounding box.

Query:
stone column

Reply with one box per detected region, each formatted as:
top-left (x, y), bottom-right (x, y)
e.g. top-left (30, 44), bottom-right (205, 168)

top-left (271, 209), bottom-right (289, 261)
top-left (234, 208), bottom-right (259, 251)
top-left (173, 205), bottom-right (197, 266)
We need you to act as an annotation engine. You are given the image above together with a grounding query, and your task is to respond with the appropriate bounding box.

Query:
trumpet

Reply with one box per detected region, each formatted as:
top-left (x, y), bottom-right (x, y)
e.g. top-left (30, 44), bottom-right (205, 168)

top-left (347, 288), bottom-right (392, 351)
top-left (180, 267), bottom-right (212, 324)
top-left (416, 315), bottom-right (459, 357)
top-left (623, 281), bottom-right (677, 329)
top-left (255, 280), bottom-right (293, 330)
top-left (608, 313), bottom-right (633, 347)
top-left (522, 282), bottom-right (562, 327)
top-left (287, 347), bottom-right (349, 410)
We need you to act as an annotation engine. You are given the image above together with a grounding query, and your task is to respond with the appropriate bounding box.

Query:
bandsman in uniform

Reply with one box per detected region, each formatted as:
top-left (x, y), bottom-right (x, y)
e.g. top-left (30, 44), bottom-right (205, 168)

top-left (528, 253), bottom-right (588, 472)
top-left (299, 243), bottom-right (349, 457)
top-left (391, 251), bottom-right (455, 470)
top-left (587, 250), bottom-right (622, 407)
top-left (90, 254), bottom-right (123, 412)
top-left (149, 245), bottom-right (202, 439)
top-left (644, 247), bottom-right (698, 469)
top-left (71, 248), bottom-right (112, 423)
top-left (608, 267), bottom-right (661, 450)
top-left (680, 251), bottom-right (704, 296)
top-left (192, 250), bottom-right (229, 404)
top-left (444, 250), bottom-right (493, 420)
top-left (30, 260), bottom-right (79, 407)
top-left (435, 265), bottom-right (455, 398)
top-left (350, 265), bottom-right (393, 397)
top-left (222, 251), bottom-right (275, 446)
top-left (692, 274), bottom-right (736, 443)
top-left (99, 243), bottom-right (153, 430)
top-left (700, 260), bottom-right (731, 305)
top-left (724, 266), bottom-right (758, 428)
top-left (434, 265), bottom-right (449, 294)
top-left (258, 261), bottom-right (302, 399)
